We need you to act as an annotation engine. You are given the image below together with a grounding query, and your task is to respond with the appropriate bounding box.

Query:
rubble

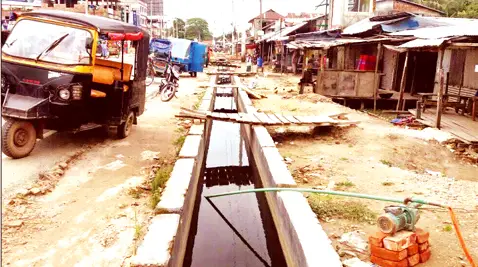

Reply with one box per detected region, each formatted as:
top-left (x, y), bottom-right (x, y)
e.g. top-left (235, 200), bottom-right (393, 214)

top-left (342, 257), bottom-right (373, 267)
top-left (5, 220), bottom-right (24, 228)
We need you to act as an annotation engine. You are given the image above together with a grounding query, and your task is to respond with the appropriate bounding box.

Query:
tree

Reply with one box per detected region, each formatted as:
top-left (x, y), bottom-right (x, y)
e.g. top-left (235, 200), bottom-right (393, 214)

top-left (169, 18), bottom-right (185, 38)
top-left (457, 0), bottom-right (478, 18)
top-left (415, 0), bottom-right (478, 18)
top-left (185, 18), bottom-right (212, 41)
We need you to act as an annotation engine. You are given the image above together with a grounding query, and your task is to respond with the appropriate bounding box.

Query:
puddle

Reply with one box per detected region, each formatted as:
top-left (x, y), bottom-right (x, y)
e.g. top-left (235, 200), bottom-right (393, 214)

top-left (184, 86), bottom-right (286, 267)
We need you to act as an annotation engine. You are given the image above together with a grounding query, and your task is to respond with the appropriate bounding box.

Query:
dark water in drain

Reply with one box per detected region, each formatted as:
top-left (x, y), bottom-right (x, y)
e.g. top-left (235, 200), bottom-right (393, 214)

top-left (183, 92), bottom-right (286, 267)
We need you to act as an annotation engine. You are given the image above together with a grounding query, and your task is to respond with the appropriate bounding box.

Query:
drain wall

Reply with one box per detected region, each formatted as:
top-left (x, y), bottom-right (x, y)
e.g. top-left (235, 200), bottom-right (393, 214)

top-left (234, 77), bottom-right (342, 267)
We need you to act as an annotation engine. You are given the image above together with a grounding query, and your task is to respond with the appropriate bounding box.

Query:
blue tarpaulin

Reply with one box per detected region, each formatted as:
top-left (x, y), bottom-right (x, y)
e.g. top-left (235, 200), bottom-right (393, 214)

top-left (382, 18), bottom-right (420, 33)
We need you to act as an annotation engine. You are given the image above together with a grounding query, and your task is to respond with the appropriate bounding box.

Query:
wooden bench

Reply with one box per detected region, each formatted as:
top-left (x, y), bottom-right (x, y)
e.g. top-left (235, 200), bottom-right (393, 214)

top-left (416, 93), bottom-right (466, 119)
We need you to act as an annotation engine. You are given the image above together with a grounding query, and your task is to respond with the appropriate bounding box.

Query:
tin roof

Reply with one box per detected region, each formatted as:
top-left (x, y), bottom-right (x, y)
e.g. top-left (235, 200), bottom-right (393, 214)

top-left (257, 21), bottom-right (309, 43)
top-left (396, 38), bottom-right (450, 49)
top-left (248, 9), bottom-right (284, 23)
top-left (286, 37), bottom-right (393, 49)
top-left (343, 13), bottom-right (478, 37)
top-left (389, 25), bottom-right (478, 39)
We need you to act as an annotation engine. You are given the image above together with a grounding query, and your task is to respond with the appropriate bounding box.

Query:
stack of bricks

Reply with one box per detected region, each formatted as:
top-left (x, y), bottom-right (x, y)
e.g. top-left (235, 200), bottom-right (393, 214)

top-left (369, 228), bottom-right (431, 267)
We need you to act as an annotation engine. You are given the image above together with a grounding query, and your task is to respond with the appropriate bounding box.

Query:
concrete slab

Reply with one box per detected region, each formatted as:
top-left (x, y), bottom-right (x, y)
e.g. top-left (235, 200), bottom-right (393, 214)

top-left (178, 135), bottom-right (202, 159)
top-left (155, 158), bottom-right (195, 214)
top-left (262, 146), bottom-right (296, 187)
top-left (188, 124), bottom-right (204, 136)
top-left (252, 126), bottom-right (276, 147)
top-left (238, 90), bottom-right (253, 107)
top-left (130, 214), bottom-right (180, 267)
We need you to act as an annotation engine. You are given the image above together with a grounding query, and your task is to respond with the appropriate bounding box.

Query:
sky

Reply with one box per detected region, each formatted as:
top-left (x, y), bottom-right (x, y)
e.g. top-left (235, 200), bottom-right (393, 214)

top-left (164, 0), bottom-right (322, 36)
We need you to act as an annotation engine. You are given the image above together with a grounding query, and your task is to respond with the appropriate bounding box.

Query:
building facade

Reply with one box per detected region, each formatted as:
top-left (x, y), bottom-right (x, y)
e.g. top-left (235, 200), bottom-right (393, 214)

top-left (330, 0), bottom-right (375, 29)
top-left (375, 0), bottom-right (445, 17)
top-left (148, 0), bottom-right (162, 16)
top-left (248, 9), bottom-right (284, 39)
top-left (119, 0), bottom-right (148, 27)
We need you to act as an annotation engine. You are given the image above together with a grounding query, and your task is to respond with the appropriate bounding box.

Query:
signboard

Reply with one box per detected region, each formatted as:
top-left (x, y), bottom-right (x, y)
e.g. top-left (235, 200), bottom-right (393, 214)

top-left (132, 10), bottom-right (138, 26)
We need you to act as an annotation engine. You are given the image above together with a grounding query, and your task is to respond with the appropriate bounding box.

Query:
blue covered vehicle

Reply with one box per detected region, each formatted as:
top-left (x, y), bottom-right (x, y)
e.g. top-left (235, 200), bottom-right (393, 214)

top-left (167, 38), bottom-right (207, 77)
top-left (149, 38), bottom-right (172, 77)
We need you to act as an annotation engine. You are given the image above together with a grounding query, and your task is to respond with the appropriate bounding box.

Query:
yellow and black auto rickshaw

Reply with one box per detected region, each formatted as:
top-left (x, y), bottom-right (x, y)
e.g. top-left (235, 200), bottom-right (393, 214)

top-left (1, 11), bottom-right (150, 158)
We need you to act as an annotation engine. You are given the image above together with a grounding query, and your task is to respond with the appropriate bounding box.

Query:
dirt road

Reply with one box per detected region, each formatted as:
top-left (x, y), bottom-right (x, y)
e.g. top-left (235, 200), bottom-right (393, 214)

top-left (1, 73), bottom-right (206, 266)
top-left (248, 74), bottom-right (478, 267)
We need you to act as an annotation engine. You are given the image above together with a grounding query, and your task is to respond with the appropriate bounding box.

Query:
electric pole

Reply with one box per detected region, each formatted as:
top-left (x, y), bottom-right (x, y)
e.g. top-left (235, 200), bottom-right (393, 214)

top-left (231, 0), bottom-right (236, 56)
top-left (259, 0), bottom-right (263, 58)
top-left (149, 0), bottom-right (152, 37)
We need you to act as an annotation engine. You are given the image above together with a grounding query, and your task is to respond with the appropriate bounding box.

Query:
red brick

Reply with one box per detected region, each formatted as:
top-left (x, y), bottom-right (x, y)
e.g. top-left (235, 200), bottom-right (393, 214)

top-left (419, 241), bottom-right (429, 253)
top-left (420, 248), bottom-right (432, 263)
top-left (370, 255), bottom-right (408, 267)
top-left (415, 228), bottom-right (430, 243)
top-left (408, 253), bottom-right (420, 266)
top-left (383, 231), bottom-right (417, 251)
top-left (407, 243), bottom-right (419, 255)
top-left (370, 245), bottom-right (408, 261)
top-left (369, 231), bottom-right (390, 248)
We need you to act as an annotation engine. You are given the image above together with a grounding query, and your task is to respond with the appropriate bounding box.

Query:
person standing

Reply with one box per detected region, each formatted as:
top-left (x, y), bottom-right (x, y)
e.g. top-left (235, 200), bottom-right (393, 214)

top-left (257, 55), bottom-right (263, 73)
top-left (246, 54), bottom-right (252, 72)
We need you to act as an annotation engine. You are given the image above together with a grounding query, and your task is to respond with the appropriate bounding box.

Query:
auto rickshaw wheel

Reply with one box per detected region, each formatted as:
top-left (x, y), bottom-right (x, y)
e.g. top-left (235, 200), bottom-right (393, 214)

top-left (2, 119), bottom-right (37, 159)
top-left (117, 111), bottom-right (135, 139)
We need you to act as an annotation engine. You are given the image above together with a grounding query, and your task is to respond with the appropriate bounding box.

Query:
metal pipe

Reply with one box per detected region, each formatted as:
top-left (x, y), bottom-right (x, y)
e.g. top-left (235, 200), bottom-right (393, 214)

top-left (205, 187), bottom-right (433, 206)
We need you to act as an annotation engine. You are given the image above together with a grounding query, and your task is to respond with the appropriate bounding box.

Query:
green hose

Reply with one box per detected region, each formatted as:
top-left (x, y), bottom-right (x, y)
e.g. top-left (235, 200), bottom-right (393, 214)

top-left (204, 187), bottom-right (438, 206)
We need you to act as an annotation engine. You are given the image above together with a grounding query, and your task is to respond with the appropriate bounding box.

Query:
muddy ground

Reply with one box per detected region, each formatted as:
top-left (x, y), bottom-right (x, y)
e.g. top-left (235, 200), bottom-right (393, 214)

top-left (1, 73), bottom-right (207, 266)
top-left (247, 73), bottom-right (478, 267)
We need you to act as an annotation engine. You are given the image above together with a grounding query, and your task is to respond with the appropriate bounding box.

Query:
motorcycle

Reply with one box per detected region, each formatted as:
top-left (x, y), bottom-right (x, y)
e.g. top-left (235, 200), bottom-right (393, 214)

top-left (158, 60), bottom-right (180, 102)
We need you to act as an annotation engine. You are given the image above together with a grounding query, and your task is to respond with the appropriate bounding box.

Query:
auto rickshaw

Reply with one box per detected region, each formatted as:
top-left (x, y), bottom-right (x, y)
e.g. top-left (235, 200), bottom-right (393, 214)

top-left (108, 40), bottom-right (121, 58)
top-left (1, 10), bottom-right (150, 159)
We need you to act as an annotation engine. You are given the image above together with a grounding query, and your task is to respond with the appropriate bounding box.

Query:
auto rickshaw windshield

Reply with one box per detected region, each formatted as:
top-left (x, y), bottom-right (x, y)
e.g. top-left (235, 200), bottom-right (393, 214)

top-left (2, 19), bottom-right (93, 65)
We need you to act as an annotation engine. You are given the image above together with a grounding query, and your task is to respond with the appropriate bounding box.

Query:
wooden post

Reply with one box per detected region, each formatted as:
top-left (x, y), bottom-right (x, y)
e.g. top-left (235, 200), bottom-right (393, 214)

top-left (410, 55), bottom-right (417, 96)
top-left (435, 48), bottom-right (445, 129)
top-left (396, 51), bottom-right (409, 111)
top-left (373, 43), bottom-right (382, 112)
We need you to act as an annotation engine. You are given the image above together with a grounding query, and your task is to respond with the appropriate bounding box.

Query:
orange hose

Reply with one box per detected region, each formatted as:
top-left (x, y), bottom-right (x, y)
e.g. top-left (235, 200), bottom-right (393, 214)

top-left (448, 206), bottom-right (476, 267)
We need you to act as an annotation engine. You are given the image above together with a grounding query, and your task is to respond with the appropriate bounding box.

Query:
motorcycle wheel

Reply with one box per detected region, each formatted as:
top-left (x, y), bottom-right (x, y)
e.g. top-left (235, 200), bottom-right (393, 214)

top-left (160, 83), bottom-right (176, 102)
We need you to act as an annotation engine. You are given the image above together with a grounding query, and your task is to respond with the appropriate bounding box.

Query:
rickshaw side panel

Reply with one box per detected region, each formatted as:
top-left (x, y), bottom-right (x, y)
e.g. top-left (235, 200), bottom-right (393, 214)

top-left (189, 42), bottom-right (206, 73)
top-left (131, 36), bottom-right (150, 117)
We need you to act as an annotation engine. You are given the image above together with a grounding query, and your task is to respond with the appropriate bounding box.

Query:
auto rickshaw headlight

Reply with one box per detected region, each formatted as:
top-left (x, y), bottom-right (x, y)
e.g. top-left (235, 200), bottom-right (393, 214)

top-left (71, 84), bottom-right (83, 100)
top-left (59, 88), bottom-right (71, 100)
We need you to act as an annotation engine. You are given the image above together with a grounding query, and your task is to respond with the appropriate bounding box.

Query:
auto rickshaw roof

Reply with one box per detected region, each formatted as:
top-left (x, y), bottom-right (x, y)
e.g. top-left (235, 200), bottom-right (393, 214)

top-left (21, 10), bottom-right (149, 36)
